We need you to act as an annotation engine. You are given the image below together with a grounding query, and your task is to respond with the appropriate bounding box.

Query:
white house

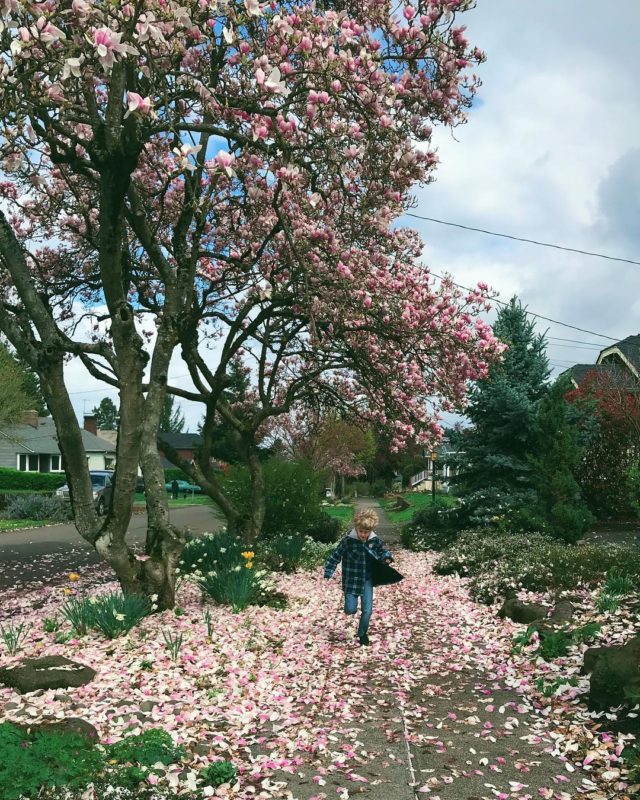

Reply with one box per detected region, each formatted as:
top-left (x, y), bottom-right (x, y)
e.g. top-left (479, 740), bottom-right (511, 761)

top-left (0, 412), bottom-right (116, 474)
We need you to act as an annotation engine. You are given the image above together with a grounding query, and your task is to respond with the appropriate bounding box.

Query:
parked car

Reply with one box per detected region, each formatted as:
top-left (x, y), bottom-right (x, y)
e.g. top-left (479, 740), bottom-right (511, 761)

top-left (164, 479), bottom-right (202, 496)
top-left (56, 470), bottom-right (114, 515)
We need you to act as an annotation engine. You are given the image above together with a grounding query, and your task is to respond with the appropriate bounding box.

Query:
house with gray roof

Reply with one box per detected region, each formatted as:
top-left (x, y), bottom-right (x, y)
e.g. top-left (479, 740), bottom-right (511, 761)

top-left (564, 334), bottom-right (640, 389)
top-left (0, 412), bottom-right (116, 475)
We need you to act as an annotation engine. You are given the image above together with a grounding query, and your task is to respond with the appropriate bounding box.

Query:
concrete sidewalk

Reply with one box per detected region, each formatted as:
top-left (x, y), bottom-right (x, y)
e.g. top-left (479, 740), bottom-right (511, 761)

top-left (267, 499), bottom-right (586, 800)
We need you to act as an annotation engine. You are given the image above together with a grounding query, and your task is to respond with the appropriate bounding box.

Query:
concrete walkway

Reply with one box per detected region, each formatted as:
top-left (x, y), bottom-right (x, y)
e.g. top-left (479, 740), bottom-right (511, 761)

top-left (271, 499), bottom-right (586, 800)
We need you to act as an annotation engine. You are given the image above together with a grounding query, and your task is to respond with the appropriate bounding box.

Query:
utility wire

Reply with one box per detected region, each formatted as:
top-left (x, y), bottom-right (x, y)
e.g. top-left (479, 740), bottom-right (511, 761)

top-left (429, 270), bottom-right (621, 342)
top-left (547, 336), bottom-right (609, 347)
top-left (407, 213), bottom-right (640, 267)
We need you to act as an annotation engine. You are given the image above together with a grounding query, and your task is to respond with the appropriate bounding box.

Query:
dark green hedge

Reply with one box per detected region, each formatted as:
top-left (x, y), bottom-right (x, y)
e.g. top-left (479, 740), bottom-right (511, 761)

top-left (164, 467), bottom-right (191, 483)
top-left (0, 468), bottom-right (65, 491)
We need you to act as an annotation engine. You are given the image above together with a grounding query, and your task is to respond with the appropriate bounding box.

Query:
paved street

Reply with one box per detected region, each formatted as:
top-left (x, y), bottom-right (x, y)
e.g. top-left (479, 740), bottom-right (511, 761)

top-left (0, 505), bottom-right (223, 592)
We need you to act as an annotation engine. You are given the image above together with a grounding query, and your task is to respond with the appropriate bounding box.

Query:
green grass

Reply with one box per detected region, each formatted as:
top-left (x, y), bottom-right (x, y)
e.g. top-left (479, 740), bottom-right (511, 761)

top-left (381, 492), bottom-right (456, 523)
top-left (0, 518), bottom-right (57, 531)
top-left (323, 504), bottom-right (354, 523)
top-left (134, 493), bottom-right (213, 507)
top-left (0, 489), bottom-right (56, 496)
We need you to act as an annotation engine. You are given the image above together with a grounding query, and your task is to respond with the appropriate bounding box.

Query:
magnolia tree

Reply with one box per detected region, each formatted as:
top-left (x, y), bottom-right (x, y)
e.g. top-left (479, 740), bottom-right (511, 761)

top-left (0, 0), bottom-right (503, 605)
top-left (272, 412), bottom-right (374, 495)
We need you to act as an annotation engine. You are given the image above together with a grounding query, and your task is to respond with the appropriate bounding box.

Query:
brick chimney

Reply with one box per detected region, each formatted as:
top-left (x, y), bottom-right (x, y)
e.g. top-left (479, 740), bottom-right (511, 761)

top-left (83, 414), bottom-right (97, 435)
top-left (22, 410), bottom-right (39, 428)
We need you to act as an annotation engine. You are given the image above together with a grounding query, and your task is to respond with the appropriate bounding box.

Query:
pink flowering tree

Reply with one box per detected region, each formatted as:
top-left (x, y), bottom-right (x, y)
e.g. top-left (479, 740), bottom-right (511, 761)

top-left (0, 0), bottom-right (502, 603)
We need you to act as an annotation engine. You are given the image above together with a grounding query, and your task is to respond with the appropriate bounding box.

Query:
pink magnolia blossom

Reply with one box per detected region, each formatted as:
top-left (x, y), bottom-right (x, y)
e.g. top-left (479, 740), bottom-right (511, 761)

top-left (90, 27), bottom-right (137, 70)
top-left (124, 92), bottom-right (154, 118)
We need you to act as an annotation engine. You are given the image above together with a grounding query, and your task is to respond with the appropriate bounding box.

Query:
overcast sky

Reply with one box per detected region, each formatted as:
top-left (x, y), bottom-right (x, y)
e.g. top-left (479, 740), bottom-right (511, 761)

top-left (409, 0), bottom-right (640, 377)
top-left (67, 0), bottom-right (640, 431)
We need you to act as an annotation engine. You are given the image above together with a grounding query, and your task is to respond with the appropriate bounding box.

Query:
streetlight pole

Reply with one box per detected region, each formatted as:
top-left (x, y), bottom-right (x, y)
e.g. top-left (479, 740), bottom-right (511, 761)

top-left (430, 450), bottom-right (437, 505)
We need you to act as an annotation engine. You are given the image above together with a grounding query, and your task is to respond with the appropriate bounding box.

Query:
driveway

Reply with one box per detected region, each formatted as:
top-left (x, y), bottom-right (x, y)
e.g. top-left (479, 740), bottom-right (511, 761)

top-left (0, 505), bottom-right (223, 592)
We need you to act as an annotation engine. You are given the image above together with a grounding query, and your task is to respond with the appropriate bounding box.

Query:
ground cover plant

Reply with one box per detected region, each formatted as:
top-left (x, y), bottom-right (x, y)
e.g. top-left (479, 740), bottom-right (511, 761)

top-left (0, 723), bottom-right (209, 800)
top-left (400, 496), bottom-right (462, 551)
top-left (435, 529), bottom-right (640, 603)
top-left (4, 493), bottom-right (72, 522)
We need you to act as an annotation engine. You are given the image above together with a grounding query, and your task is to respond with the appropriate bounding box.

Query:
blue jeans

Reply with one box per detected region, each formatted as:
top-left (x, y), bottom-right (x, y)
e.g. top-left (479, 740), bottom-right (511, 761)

top-left (344, 579), bottom-right (373, 637)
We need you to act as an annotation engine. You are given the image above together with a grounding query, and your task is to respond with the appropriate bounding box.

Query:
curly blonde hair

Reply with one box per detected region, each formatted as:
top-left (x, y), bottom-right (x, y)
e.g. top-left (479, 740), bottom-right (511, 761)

top-left (353, 508), bottom-right (379, 531)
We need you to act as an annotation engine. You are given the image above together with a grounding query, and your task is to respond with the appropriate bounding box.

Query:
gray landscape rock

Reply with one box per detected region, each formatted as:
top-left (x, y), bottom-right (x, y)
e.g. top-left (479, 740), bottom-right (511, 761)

top-left (583, 635), bottom-right (640, 710)
top-left (17, 717), bottom-right (99, 744)
top-left (498, 598), bottom-right (549, 624)
top-left (0, 655), bottom-right (96, 693)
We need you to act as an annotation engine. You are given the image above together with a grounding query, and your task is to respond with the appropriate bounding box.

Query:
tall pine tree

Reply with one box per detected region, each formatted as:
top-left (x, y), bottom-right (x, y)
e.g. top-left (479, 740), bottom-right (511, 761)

top-left (92, 397), bottom-right (119, 430)
top-left (160, 395), bottom-right (186, 434)
top-left (456, 297), bottom-right (550, 494)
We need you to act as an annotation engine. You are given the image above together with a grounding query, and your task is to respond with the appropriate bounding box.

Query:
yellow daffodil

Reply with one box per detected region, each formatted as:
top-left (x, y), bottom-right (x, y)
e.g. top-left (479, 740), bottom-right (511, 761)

top-left (245, 561), bottom-right (254, 569)
top-left (68, 572), bottom-right (80, 581)
top-left (62, 588), bottom-right (73, 596)
top-left (241, 551), bottom-right (255, 560)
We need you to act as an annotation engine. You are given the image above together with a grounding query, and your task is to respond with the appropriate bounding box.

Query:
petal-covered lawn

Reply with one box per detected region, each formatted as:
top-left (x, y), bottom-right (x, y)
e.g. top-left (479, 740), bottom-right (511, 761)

top-left (0, 551), bottom-right (637, 799)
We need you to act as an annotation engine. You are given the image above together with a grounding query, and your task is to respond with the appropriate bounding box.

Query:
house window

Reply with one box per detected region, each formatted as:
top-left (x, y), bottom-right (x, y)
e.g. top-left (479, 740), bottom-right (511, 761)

top-left (17, 454), bottom-right (63, 472)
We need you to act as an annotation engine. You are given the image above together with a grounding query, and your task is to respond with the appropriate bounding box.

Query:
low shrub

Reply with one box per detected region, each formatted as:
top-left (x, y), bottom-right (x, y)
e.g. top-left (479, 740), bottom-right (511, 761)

top-left (259, 535), bottom-right (333, 573)
top-left (105, 728), bottom-right (185, 768)
top-left (401, 502), bottom-right (461, 551)
top-left (298, 538), bottom-right (334, 571)
top-left (61, 592), bottom-right (151, 638)
top-left (4, 493), bottom-right (71, 522)
top-left (436, 530), bottom-right (640, 603)
top-left (164, 467), bottom-right (192, 483)
top-left (454, 487), bottom-right (543, 533)
top-left (200, 760), bottom-right (237, 788)
top-left (305, 511), bottom-right (341, 543)
top-left (221, 459), bottom-right (322, 538)
top-left (0, 467), bottom-right (65, 492)
top-left (259, 534), bottom-right (306, 573)
top-left (513, 623), bottom-right (601, 661)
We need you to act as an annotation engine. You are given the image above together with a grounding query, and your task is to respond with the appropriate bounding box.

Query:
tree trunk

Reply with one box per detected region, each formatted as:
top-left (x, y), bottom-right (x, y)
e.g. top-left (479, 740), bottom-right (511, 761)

top-left (241, 442), bottom-right (266, 544)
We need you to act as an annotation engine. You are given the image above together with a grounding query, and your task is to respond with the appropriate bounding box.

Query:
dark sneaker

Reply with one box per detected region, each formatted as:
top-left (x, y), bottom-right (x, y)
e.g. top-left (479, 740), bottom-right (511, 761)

top-left (358, 634), bottom-right (370, 646)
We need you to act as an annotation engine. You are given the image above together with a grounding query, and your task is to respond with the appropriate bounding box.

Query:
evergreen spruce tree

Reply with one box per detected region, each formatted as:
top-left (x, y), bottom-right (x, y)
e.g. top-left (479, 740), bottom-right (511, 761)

top-left (529, 376), bottom-right (593, 543)
top-left (457, 297), bottom-right (550, 494)
top-left (160, 395), bottom-right (185, 434)
top-left (92, 397), bottom-right (119, 430)
top-left (450, 298), bottom-right (550, 529)
top-left (0, 342), bottom-right (48, 418)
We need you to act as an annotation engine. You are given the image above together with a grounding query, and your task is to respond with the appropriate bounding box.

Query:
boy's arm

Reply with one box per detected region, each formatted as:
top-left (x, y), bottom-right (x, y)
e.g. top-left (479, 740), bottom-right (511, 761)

top-left (372, 537), bottom-right (393, 563)
top-left (324, 538), bottom-right (347, 578)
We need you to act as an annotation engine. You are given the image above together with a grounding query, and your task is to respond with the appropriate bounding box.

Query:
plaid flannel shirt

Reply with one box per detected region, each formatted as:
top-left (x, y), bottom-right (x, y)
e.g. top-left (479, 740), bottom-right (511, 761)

top-left (324, 531), bottom-right (393, 596)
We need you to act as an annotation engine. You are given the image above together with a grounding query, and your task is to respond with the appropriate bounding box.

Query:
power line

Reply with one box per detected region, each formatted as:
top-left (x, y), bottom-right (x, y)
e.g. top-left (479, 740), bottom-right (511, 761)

top-left (547, 336), bottom-right (609, 347)
top-left (407, 213), bottom-right (640, 267)
top-left (429, 270), bottom-right (621, 342)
